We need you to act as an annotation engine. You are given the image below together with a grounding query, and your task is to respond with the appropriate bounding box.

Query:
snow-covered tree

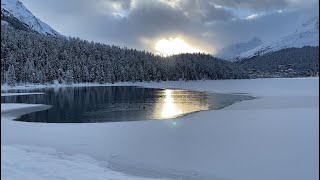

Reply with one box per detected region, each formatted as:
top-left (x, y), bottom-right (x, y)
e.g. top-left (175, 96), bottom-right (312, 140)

top-left (64, 70), bottom-right (74, 85)
top-left (6, 65), bottom-right (16, 85)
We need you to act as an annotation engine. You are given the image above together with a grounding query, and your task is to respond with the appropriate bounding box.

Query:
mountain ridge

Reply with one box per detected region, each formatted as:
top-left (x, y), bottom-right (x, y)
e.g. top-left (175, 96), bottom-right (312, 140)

top-left (237, 17), bottom-right (319, 60)
top-left (1, 0), bottom-right (60, 36)
top-left (215, 37), bottom-right (263, 61)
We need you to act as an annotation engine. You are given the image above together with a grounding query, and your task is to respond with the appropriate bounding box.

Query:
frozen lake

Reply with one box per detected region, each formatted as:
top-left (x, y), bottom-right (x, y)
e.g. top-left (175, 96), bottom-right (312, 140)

top-left (1, 86), bottom-right (253, 123)
top-left (1, 78), bottom-right (319, 180)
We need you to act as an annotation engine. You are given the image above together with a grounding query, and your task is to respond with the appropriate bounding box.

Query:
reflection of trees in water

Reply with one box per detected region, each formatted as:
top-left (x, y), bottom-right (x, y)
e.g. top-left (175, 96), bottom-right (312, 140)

top-left (1, 87), bottom-right (218, 123)
top-left (2, 86), bottom-right (155, 104)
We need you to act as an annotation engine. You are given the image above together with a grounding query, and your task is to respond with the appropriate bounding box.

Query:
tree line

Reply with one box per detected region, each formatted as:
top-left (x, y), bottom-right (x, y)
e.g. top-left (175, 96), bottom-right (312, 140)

top-left (1, 25), bottom-right (248, 85)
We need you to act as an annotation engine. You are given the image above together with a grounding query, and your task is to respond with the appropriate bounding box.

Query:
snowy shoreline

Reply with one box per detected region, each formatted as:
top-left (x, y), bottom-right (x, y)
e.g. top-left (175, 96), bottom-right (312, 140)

top-left (1, 92), bottom-right (45, 96)
top-left (1, 78), bottom-right (319, 180)
top-left (2, 77), bottom-right (319, 91)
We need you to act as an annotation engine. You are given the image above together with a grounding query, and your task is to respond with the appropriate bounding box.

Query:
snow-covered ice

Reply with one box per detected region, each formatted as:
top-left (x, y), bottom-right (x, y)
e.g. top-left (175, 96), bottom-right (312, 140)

top-left (1, 78), bottom-right (319, 180)
top-left (1, 104), bottom-right (168, 180)
top-left (1, 103), bottom-right (52, 121)
top-left (2, 144), bottom-right (168, 180)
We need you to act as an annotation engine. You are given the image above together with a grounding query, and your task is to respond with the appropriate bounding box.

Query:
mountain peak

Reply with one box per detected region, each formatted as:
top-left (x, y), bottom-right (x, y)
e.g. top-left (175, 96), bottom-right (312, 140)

top-left (238, 17), bottom-right (319, 59)
top-left (215, 37), bottom-right (263, 60)
top-left (1, 0), bottom-right (61, 36)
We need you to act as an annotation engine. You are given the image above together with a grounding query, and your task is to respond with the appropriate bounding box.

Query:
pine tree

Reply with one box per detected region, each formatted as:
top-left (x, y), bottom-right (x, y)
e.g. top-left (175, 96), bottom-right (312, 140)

top-left (6, 65), bottom-right (16, 86)
top-left (64, 70), bottom-right (74, 84)
top-left (24, 59), bottom-right (36, 83)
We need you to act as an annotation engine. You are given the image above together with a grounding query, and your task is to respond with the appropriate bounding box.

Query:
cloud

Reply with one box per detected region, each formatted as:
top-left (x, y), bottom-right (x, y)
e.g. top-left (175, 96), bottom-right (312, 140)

top-left (245, 14), bottom-right (260, 20)
top-left (161, 0), bottom-right (235, 22)
top-left (210, 0), bottom-right (317, 11)
top-left (21, 0), bottom-right (318, 54)
top-left (108, 0), bottom-right (132, 10)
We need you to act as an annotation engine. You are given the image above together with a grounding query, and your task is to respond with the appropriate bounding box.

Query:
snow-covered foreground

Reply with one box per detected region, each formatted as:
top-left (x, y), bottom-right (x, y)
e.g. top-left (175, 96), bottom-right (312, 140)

top-left (1, 104), bottom-right (168, 180)
top-left (1, 78), bottom-right (319, 180)
top-left (2, 144), bottom-right (165, 180)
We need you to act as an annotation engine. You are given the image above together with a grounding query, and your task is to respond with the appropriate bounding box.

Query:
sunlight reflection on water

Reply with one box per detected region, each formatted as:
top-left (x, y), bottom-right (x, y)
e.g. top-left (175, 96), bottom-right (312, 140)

top-left (161, 90), bottom-right (183, 119)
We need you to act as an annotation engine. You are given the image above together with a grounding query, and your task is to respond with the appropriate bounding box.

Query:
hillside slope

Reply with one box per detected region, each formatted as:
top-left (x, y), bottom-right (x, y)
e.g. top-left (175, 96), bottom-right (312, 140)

top-left (237, 46), bottom-right (319, 78)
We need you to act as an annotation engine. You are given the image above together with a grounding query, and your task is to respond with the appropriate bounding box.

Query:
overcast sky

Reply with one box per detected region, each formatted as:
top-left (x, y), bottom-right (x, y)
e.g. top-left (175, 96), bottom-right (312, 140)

top-left (21, 0), bottom-right (319, 54)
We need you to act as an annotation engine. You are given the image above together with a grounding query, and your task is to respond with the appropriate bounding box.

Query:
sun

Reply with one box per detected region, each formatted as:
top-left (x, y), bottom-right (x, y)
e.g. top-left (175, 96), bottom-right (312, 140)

top-left (155, 37), bottom-right (205, 56)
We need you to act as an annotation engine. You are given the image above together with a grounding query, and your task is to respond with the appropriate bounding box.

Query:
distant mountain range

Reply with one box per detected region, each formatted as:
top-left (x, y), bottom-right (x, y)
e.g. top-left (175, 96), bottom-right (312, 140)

top-left (215, 37), bottom-right (263, 60)
top-left (237, 17), bottom-right (319, 60)
top-left (1, 0), bottom-right (60, 36)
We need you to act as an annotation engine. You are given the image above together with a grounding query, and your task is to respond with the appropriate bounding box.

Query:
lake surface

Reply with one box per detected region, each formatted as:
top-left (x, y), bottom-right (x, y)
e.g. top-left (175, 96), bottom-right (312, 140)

top-left (1, 86), bottom-right (254, 123)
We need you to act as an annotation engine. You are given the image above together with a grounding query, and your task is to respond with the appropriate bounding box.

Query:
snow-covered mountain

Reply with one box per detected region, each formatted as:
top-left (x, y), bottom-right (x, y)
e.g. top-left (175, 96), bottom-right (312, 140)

top-left (215, 37), bottom-right (263, 61)
top-left (1, 0), bottom-right (60, 36)
top-left (238, 17), bottom-right (319, 59)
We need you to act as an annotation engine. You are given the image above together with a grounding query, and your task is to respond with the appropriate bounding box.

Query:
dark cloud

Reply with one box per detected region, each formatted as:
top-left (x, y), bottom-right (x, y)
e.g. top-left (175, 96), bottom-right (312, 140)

top-left (208, 0), bottom-right (317, 11)
top-left (21, 0), bottom-right (101, 15)
top-left (178, 0), bottom-right (234, 22)
top-left (212, 0), bottom-right (288, 11)
top-left (208, 10), bottom-right (308, 49)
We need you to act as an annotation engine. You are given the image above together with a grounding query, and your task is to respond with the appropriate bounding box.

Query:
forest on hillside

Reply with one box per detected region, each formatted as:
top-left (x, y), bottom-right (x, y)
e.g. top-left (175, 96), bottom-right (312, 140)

top-left (237, 46), bottom-right (319, 78)
top-left (1, 25), bottom-right (248, 85)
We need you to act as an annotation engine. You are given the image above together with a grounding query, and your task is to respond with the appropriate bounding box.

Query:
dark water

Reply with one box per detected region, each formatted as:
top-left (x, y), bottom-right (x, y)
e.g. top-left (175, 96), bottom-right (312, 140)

top-left (1, 86), bottom-right (254, 123)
